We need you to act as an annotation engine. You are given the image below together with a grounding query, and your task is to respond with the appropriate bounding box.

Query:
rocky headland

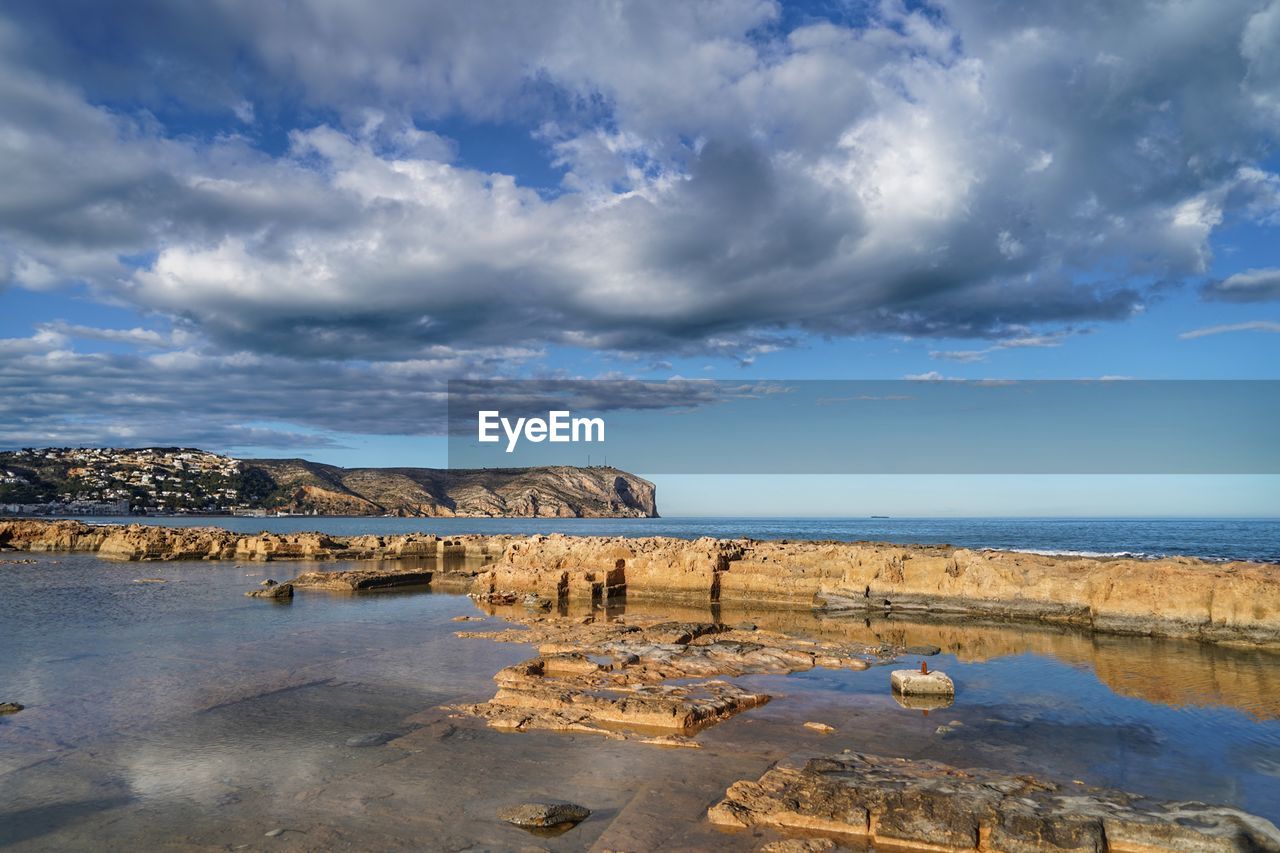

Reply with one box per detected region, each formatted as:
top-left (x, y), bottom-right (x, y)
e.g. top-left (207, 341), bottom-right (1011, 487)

top-left (3, 520), bottom-right (1279, 646)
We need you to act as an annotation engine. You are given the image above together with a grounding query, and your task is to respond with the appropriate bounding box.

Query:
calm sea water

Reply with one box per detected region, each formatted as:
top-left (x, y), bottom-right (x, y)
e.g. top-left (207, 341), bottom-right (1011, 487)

top-left (1, 552), bottom-right (1278, 849)
top-left (68, 515), bottom-right (1280, 562)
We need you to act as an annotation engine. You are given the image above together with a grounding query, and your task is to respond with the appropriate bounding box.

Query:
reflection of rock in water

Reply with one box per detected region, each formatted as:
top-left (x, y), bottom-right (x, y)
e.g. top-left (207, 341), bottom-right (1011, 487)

top-left (529, 597), bottom-right (1280, 720)
top-left (822, 612), bottom-right (1280, 720)
top-left (470, 596), bottom-right (1280, 720)
top-left (892, 692), bottom-right (954, 712)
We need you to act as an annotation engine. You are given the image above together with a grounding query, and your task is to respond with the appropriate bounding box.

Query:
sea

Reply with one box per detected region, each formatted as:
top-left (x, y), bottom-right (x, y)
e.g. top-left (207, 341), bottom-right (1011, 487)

top-left (62, 514), bottom-right (1280, 562)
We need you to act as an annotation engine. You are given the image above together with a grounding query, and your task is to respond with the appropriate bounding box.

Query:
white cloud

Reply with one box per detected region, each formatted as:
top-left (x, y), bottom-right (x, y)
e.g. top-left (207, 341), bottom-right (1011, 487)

top-left (0, 1), bottom-right (1278, 445)
top-left (1202, 267), bottom-right (1280, 302)
top-left (1179, 320), bottom-right (1280, 339)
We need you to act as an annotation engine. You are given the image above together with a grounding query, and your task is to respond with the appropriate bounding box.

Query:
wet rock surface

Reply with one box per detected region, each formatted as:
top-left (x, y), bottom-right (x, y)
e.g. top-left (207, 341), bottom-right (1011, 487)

top-left (448, 614), bottom-right (894, 743)
top-left (709, 752), bottom-right (1280, 852)
top-left (0, 702), bottom-right (23, 714)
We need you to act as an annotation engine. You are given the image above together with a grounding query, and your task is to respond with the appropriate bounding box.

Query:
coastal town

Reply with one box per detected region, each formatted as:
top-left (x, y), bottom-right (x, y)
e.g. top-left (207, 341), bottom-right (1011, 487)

top-left (0, 447), bottom-right (265, 516)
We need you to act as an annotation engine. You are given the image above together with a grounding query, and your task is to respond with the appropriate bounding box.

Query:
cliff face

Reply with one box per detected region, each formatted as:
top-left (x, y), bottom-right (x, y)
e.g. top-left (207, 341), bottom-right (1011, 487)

top-left (243, 460), bottom-right (659, 518)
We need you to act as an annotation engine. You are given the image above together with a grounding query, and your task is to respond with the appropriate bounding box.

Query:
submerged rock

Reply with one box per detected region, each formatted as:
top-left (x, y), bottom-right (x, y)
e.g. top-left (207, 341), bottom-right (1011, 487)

top-left (287, 568), bottom-right (431, 591)
top-left (761, 840), bottom-right (836, 853)
top-left (497, 802), bottom-right (591, 829)
top-left (0, 702), bottom-right (24, 714)
top-left (344, 731), bottom-right (397, 747)
top-left (709, 752), bottom-right (1280, 852)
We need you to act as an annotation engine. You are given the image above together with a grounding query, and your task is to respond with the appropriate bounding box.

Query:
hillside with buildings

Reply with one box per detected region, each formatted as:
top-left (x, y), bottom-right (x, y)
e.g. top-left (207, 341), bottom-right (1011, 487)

top-left (0, 448), bottom-right (657, 518)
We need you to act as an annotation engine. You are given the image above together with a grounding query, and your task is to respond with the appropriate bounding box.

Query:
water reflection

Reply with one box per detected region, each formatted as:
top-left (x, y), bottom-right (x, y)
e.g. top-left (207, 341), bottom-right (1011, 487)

top-left (498, 597), bottom-right (1280, 720)
top-left (3, 553), bottom-right (1280, 849)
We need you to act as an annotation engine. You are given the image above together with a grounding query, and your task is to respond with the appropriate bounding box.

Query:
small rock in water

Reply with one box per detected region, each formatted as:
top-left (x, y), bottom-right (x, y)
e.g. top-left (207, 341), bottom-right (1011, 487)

top-left (935, 724), bottom-right (957, 736)
top-left (522, 594), bottom-right (553, 611)
top-left (259, 578), bottom-right (278, 587)
top-left (890, 668), bottom-right (955, 697)
top-left (804, 721), bottom-right (835, 733)
top-left (0, 702), bottom-right (24, 714)
top-left (451, 615), bottom-right (484, 622)
top-left (497, 802), bottom-right (591, 829)
top-left (903, 644), bottom-right (942, 656)
top-left (246, 582), bottom-right (294, 600)
top-left (345, 731), bottom-right (397, 747)
top-left (132, 578), bottom-right (167, 584)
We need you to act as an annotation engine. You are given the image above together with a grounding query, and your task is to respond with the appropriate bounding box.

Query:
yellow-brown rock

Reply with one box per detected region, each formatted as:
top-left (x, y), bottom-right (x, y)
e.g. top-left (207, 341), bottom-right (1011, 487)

top-left (5, 520), bottom-right (1279, 646)
top-left (472, 536), bottom-right (1280, 647)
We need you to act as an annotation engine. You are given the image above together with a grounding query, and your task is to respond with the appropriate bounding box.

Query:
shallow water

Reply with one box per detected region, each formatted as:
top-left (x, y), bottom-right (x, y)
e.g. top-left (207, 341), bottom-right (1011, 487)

top-left (64, 514), bottom-right (1280, 562)
top-left (2, 553), bottom-right (1279, 850)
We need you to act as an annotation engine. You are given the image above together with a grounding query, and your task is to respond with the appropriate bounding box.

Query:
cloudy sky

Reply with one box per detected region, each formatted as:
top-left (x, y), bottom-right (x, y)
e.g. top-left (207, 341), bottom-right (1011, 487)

top-left (1, 0), bottom-right (1278, 512)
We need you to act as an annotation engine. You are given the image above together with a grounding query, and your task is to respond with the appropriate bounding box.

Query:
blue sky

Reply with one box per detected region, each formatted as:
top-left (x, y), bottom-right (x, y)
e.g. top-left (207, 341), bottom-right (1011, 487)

top-left (1, 0), bottom-right (1278, 515)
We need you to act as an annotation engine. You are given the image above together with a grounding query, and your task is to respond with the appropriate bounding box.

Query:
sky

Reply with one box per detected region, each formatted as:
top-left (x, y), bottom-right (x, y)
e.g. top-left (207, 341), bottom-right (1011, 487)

top-left (0, 0), bottom-right (1278, 515)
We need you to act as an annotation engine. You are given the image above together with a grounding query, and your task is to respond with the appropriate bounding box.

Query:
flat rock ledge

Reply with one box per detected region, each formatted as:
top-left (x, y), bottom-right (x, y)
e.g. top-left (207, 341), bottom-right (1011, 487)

top-left (708, 752), bottom-right (1280, 852)
top-left (7, 520), bottom-right (1280, 646)
top-left (287, 568), bottom-right (433, 591)
top-left (449, 616), bottom-right (894, 743)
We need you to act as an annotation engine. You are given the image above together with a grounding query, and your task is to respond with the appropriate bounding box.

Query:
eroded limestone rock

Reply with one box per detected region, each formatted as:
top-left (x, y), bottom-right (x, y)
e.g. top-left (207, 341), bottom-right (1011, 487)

top-left (708, 752), bottom-right (1280, 852)
top-left (449, 615), bottom-right (891, 743)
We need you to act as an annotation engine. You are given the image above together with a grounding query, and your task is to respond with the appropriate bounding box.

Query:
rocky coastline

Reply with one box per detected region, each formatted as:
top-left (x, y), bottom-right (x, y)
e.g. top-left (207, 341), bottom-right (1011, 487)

top-left (3, 519), bottom-right (1279, 647)
top-left (709, 752), bottom-right (1280, 851)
